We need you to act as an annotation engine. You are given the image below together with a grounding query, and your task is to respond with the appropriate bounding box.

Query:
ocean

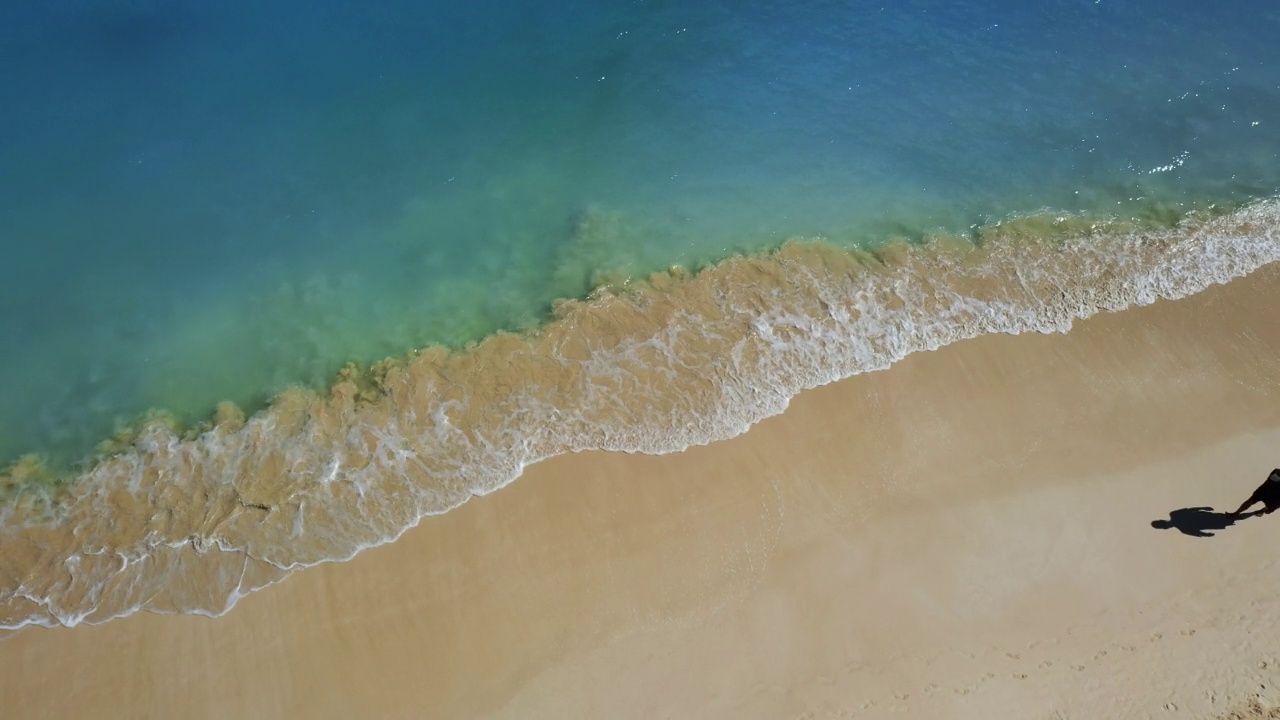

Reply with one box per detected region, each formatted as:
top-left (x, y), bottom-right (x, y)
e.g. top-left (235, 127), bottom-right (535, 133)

top-left (1, 0), bottom-right (1277, 628)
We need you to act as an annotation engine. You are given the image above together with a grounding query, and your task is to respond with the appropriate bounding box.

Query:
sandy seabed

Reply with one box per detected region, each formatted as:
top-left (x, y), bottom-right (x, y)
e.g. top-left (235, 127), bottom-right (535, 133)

top-left (3, 264), bottom-right (1280, 719)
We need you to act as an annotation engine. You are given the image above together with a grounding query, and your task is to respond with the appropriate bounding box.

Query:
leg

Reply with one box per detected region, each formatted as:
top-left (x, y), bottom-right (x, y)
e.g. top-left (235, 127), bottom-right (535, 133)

top-left (1234, 494), bottom-right (1262, 516)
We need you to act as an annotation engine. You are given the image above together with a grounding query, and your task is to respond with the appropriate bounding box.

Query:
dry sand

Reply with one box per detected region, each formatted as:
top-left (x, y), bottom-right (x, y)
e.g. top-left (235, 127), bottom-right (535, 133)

top-left (4, 264), bottom-right (1280, 720)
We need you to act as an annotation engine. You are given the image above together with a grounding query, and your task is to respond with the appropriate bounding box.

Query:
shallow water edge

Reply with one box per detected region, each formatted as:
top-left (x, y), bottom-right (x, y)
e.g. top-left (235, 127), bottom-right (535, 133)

top-left (2, 198), bottom-right (1279, 630)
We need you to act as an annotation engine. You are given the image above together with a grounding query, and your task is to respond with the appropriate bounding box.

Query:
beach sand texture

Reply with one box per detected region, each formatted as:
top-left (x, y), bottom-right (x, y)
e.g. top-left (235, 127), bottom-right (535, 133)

top-left (2, 260), bottom-right (1279, 719)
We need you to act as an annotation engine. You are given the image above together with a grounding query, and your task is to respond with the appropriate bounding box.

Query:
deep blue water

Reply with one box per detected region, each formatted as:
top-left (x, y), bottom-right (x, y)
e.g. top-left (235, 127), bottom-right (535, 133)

top-left (1, 0), bottom-right (1277, 467)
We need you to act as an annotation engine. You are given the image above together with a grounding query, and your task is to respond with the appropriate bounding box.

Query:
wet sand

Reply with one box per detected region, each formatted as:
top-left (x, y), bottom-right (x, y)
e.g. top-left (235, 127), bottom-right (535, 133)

top-left (4, 263), bottom-right (1280, 719)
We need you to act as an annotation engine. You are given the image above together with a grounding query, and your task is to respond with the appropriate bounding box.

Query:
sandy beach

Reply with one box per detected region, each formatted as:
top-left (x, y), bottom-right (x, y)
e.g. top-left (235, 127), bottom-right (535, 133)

top-left (3, 262), bottom-right (1280, 720)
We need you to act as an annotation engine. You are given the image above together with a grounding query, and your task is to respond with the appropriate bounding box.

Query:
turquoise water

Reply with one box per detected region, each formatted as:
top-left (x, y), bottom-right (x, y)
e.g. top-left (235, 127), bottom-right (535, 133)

top-left (2, 0), bottom-right (1278, 468)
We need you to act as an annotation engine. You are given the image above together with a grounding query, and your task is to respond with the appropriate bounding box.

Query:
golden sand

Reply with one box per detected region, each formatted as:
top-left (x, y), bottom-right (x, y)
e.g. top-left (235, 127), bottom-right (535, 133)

top-left (2, 256), bottom-right (1279, 718)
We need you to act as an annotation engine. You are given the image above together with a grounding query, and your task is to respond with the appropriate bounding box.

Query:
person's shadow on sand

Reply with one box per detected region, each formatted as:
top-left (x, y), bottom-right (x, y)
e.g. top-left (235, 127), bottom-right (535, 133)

top-left (1154, 469), bottom-right (1280, 538)
top-left (1151, 507), bottom-right (1245, 538)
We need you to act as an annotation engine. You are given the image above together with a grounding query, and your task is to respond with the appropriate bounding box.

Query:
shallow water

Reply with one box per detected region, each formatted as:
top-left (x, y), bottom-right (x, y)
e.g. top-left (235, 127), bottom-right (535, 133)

top-left (1, 1), bottom-right (1278, 628)
top-left (2, 0), bottom-right (1277, 468)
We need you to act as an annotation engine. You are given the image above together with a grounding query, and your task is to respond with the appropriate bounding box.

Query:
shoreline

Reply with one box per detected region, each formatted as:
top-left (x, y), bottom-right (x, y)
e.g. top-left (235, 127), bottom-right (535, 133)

top-left (3, 200), bottom-right (1279, 631)
top-left (2, 261), bottom-right (1280, 718)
